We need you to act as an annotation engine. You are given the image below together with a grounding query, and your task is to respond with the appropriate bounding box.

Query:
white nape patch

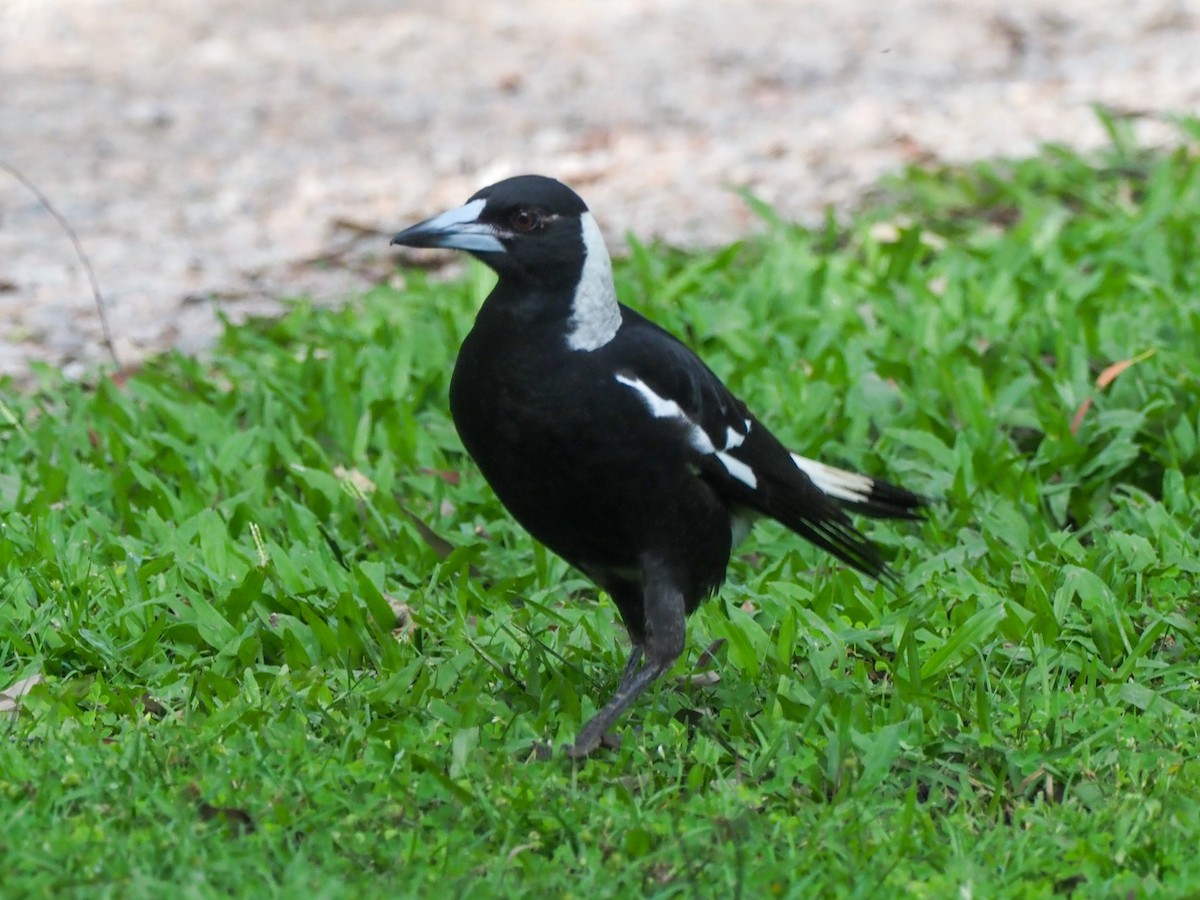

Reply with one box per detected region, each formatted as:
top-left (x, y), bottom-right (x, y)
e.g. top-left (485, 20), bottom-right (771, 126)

top-left (566, 212), bottom-right (622, 351)
top-left (615, 374), bottom-right (758, 489)
top-left (790, 454), bottom-right (874, 504)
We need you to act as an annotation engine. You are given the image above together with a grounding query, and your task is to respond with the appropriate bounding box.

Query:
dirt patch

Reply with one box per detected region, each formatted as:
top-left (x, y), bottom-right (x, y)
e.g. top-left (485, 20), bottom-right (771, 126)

top-left (2, 0), bottom-right (1197, 377)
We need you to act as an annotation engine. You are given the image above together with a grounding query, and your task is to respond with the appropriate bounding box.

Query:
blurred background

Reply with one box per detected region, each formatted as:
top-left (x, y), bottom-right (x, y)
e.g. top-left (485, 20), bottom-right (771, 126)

top-left (2, 0), bottom-right (1197, 378)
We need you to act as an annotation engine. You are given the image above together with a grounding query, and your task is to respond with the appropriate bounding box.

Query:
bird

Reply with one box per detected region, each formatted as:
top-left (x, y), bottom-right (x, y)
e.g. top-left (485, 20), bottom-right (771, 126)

top-left (390, 175), bottom-right (925, 758)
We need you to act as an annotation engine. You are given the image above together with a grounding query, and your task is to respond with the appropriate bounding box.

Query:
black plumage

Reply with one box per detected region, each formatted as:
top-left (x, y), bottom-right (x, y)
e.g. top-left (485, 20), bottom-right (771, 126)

top-left (391, 175), bottom-right (925, 757)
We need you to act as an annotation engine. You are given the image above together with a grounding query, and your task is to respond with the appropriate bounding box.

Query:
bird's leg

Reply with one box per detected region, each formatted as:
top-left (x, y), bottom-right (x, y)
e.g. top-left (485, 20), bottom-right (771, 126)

top-left (567, 558), bottom-right (685, 759)
top-left (568, 656), bottom-right (670, 759)
top-left (617, 646), bottom-right (645, 692)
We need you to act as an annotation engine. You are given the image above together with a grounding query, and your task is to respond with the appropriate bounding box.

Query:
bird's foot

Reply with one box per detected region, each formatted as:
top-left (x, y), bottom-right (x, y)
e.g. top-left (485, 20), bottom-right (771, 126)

top-left (528, 740), bottom-right (554, 762)
top-left (564, 728), bottom-right (622, 759)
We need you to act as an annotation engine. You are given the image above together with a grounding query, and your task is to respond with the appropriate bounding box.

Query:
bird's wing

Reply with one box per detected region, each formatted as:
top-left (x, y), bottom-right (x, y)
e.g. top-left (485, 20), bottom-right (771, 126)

top-left (606, 310), bottom-right (923, 581)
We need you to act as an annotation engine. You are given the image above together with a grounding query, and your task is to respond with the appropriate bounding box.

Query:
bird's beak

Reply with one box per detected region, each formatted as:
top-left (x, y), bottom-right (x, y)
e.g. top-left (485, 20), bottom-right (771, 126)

top-left (389, 198), bottom-right (505, 254)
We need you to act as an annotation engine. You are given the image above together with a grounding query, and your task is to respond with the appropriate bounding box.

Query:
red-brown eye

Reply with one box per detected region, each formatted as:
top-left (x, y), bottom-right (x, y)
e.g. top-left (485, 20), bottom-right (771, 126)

top-left (510, 208), bottom-right (539, 232)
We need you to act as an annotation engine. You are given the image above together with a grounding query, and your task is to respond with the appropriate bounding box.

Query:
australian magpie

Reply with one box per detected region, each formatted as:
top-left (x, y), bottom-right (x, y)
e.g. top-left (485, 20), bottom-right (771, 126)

top-left (391, 175), bottom-right (925, 758)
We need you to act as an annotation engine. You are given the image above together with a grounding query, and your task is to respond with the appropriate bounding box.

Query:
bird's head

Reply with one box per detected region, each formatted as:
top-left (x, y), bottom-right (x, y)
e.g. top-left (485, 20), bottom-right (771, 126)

top-left (393, 175), bottom-right (621, 348)
top-left (391, 175), bottom-right (604, 291)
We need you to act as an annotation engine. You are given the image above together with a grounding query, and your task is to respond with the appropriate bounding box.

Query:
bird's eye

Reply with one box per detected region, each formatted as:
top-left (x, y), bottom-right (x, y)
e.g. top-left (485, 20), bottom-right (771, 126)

top-left (510, 208), bottom-right (539, 232)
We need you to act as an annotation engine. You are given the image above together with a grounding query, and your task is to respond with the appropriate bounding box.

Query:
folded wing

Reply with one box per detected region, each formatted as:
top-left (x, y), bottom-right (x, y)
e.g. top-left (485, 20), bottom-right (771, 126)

top-left (608, 311), bottom-right (925, 582)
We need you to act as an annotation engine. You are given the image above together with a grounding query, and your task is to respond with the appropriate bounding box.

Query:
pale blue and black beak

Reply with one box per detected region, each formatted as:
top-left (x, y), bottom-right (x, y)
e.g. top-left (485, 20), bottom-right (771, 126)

top-left (390, 198), bottom-right (506, 254)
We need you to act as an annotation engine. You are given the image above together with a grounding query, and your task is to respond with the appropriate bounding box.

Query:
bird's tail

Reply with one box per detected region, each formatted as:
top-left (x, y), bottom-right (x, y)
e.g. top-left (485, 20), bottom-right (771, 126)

top-left (789, 454), bottom-right (926, 521)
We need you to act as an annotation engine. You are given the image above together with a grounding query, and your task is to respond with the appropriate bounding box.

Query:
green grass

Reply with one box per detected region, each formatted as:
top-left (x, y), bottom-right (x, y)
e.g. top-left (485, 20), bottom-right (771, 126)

top-left (4, 116), bottom-right (1200, 897)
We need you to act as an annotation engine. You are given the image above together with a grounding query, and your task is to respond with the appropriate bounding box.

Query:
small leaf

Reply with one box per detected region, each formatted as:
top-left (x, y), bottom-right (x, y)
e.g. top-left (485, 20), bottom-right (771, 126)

top-left (1070, 348), bottom-right (1157, 434)
top-left (0, 673), bottom-right (44, 719)
top-left (921, 602), bottom-right (1007, 680)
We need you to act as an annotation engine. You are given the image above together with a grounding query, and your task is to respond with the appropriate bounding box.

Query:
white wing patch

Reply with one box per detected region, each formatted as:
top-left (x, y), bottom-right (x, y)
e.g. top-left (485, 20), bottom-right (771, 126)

top-left (614, 374), bottom-right (683, 421)
top-left (715, 452), bottom-right (757, 489)
top-left (790, 454), bottom-right (873, 503)
top-left (566, 212), bottom-right (622, 351)
top-left (615, 374), bottom-right (758, 489)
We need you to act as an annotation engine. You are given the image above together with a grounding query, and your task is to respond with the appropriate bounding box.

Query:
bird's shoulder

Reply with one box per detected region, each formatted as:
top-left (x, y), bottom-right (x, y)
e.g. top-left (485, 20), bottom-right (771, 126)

top-left (602, 306), bottom-right (754, 444)
top-left (601, 306), bottom-right (818, 499)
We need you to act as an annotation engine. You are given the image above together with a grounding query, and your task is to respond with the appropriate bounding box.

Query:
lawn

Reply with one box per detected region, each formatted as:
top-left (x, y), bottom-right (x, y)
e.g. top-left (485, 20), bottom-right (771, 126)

top-left (3, 115), bottom-right (1200, 897)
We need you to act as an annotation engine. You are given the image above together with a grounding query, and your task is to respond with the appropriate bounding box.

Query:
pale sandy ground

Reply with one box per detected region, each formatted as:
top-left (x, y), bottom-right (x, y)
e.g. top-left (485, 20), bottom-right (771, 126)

top-left (2, 0), bottom-right (1198, 378)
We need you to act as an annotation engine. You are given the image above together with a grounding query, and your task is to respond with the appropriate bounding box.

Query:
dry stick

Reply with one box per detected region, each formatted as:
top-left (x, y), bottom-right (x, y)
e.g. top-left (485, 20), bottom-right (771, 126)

top-left (1, 159), bottom-right (120, 368)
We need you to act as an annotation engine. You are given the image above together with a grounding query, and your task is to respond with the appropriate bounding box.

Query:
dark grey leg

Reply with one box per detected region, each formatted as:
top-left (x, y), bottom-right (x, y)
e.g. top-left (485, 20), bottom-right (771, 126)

top-left (617, 647), bottom-right (644, 692)
top-left (567, 557), bottom-right (686, 759)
